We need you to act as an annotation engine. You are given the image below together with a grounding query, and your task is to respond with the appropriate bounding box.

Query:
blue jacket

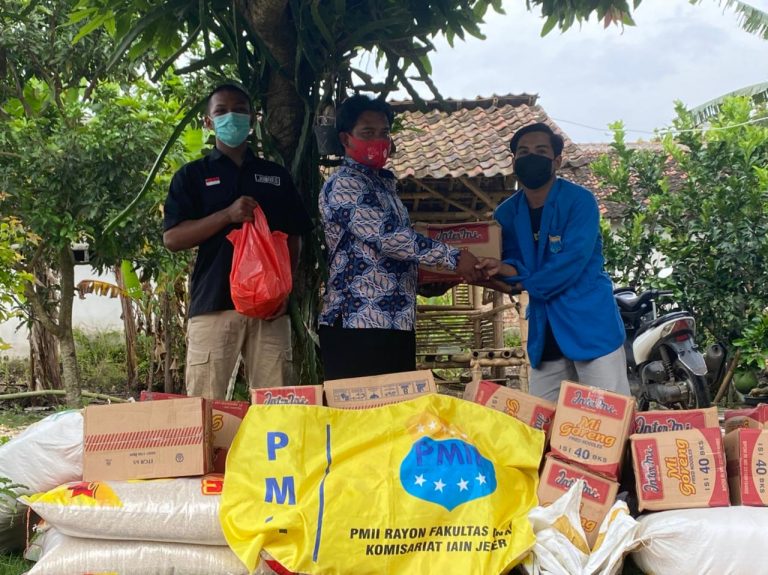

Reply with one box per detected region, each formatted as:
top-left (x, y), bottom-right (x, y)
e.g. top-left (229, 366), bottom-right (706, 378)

top-left (494, 178), bottom-right (624, 368)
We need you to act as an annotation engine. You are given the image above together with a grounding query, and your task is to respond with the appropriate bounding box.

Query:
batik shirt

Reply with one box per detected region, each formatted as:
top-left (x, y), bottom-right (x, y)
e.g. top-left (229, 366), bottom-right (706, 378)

top-left (319, 159), bottom-right (460, 330)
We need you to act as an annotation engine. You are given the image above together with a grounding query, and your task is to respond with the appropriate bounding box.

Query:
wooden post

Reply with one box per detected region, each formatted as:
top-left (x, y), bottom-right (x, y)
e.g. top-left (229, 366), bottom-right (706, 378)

top-left (492, 290), bottom-right (505, 380)
top-left (714, 350), bottom-right (741, 405)
top-left (518, 291), bottom-right (530, 393)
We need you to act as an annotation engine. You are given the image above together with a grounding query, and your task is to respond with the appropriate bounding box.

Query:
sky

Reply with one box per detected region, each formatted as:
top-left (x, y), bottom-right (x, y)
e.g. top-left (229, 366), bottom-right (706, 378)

top-left (384, 0), bottom-right (768, 143)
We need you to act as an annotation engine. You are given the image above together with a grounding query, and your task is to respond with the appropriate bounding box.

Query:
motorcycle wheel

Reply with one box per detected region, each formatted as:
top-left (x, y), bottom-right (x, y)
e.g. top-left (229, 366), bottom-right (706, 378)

top-left (675, 359), bottom-right (712, 408)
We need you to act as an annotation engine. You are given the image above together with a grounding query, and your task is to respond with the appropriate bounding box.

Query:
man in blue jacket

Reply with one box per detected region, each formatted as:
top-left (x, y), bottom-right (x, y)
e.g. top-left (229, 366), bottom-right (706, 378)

top-left (476, 123), bottom-right (630, 402)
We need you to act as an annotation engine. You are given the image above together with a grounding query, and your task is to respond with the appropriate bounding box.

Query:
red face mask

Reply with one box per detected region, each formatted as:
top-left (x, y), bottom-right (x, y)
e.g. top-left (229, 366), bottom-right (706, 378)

top-left (345, 135), bottom-right (391, 170)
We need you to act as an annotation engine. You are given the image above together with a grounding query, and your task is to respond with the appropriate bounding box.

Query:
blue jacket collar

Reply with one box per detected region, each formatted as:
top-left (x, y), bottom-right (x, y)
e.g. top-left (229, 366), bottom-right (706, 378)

top-left (516, 178), bottom-right (564, 269)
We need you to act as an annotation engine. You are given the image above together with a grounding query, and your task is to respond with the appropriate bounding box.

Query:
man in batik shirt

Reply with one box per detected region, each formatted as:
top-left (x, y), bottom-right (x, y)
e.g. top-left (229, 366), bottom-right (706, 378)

top-left (318, 95), bottom-right (482, 380)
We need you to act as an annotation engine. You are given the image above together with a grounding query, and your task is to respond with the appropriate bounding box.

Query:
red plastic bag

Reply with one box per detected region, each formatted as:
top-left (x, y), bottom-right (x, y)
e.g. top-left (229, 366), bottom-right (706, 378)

top-left (226, 206), bottom-right (291, 319)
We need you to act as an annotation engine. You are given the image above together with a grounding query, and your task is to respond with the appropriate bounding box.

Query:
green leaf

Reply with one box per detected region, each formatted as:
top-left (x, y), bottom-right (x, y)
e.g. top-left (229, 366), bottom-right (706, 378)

top-left (540, 14), bottom-right (558, 36)
top-left (120, 259), bottom-right (143, 300)
top-left (72, 13), bottom-right (108, 43)
top-left (67, 7), bottom-right (97, 25)
top-left (103, 0), bottom-right (192, 74)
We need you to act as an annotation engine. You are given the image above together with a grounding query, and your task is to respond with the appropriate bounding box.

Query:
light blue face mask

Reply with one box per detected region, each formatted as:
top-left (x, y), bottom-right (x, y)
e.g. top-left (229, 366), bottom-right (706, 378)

top-left (212, 112), bottom-right (251, 147)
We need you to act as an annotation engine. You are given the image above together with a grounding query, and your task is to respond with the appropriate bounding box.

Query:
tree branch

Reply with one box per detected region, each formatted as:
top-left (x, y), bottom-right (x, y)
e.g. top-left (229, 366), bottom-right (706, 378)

top-left (381, 49), bottom-right (428, 109)
top-left (8, 60), bottom-right (33, 116)
top-left (408, 53), bottom-right (444, 102)
top-left (24, 281), bottom-right (63, 339)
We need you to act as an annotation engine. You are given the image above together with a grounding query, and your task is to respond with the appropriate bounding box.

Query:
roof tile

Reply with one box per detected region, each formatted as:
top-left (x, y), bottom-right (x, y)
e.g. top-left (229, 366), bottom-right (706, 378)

top-left (389, 96), bottom-right (582, 180)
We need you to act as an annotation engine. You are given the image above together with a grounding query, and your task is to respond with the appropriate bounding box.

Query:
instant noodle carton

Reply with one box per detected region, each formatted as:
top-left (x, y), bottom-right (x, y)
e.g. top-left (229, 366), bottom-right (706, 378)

top-left (549, 381), bottom-right (634, 480)
top-left (324, 370), bottom-right (437, 409)
top-left (724, 404), bottom-right (768, 433)
top-left (251, 385), bottom-right (323, 405)
top-left (632, 406), bottom-right (719, 434)
top-left (724, 428), bottom-right (768, 506)
top-left (630, 427), bottom-right (729, 512)
top-left (412, 221), bottom-right (501, 284)
top-left (463, 380), bottom-right (556, 434)
top-left (84, 397), bottom-right (213, 481)
top-left (140, 391), bottom-right (248, 474)
top-left (537, 454), bottom-right (619, 548)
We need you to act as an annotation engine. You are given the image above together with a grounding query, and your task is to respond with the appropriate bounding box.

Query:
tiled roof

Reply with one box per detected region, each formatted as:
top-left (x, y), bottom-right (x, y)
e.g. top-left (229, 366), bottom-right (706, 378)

top-left (321, 96), bottom-right (681, 222)
top-left (389, 95), bottom-right (586, 180)
top-left (389, 94), bottom-right (538, 113)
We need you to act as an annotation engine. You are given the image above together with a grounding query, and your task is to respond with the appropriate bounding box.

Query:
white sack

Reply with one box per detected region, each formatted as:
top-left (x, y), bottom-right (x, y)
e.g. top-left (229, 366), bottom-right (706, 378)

top-left (633, 507), bottom-right (768, 575)
top-left (22, 476), bottom-right (225, 545)
top-left (0, 410), bottom-right (83, 492)
top-left (24, 533), bottom-right (248, 575)
top-left (0, 410), bottom-right (83, 552)
top-left (524, 479), bottom-right (639, 575)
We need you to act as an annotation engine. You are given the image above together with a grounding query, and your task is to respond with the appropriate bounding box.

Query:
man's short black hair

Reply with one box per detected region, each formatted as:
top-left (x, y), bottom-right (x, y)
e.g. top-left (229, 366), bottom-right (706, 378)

top-left (206, 82), bottom-right (252, 113)
top-left (335, 95), bottom-right (394, 135)
top-left (509, 122), bottom-right (565, 157)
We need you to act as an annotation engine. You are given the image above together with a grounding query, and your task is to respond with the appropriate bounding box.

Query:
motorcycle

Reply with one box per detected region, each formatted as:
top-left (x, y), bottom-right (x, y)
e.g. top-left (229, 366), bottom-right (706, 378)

top-left (614, 283), bottom-right (725, 410)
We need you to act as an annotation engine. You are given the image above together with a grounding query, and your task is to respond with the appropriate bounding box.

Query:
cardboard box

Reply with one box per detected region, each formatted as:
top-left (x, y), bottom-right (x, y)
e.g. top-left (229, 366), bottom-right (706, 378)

top-left (630, 427), bottom-right (729, 512)
top-left (413, 221), bottom-right (501, 283)
top-left (84, 397), bottom-right (213, 481)
top-left (724, 428), bottom-right (768, 506)
top-left (549, 381), bottom-right (635, 480)
top-left (633, 406), bottom-right (719, 434)
top-left (537, 455), bottom-right (619, 548)
top-left (324, 370), bottom-right (436, 409)
top-left (251, 385), bottom-right (323, 405)
top-left (140, 391), bottom-right (248, 474)
top-left (724, 404), bottom-right (768, 433)
top-left (463, 380), bottom-right (556, 434)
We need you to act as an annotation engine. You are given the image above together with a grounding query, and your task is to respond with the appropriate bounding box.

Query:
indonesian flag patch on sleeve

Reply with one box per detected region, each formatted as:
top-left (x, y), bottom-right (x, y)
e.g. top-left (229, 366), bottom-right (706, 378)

top-left (205, 177), bottom-right (221, 187)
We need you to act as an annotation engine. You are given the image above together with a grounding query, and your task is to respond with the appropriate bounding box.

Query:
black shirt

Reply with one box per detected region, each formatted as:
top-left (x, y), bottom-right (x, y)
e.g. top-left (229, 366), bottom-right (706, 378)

top-left (164, 148), bottom-right (313, 318)
top-left (529, 205), bottom-right (563, 362)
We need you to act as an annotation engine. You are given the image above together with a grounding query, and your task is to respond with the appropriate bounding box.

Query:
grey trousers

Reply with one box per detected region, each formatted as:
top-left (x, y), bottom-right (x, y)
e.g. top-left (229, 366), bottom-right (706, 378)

top-left (529, 344), bottom-right (631, 403)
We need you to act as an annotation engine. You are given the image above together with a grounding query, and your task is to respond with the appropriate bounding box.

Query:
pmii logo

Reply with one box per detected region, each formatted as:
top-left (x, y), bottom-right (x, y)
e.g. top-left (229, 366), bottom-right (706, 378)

top-left (399, 414), bottom-right (496, 511)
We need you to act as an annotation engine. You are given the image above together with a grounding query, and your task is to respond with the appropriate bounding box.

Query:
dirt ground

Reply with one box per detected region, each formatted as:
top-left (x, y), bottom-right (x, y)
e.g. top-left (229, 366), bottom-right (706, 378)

top-left (0, 425), bottom-right (25, 442)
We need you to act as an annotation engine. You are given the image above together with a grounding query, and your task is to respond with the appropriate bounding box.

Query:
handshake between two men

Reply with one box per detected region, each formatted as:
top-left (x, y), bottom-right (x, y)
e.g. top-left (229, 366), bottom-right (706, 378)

top-left (426, 251), bottom-right (520, 296)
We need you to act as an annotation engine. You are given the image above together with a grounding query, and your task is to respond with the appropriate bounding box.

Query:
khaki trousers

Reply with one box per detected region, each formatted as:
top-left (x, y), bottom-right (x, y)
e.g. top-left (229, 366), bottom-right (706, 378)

top-left (185, 310), bottom-right (294, 399)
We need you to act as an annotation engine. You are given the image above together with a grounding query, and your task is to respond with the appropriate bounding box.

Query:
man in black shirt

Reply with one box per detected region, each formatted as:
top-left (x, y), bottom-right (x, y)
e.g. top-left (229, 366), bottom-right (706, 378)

top-left (164, 83), bottom-right (313, 399)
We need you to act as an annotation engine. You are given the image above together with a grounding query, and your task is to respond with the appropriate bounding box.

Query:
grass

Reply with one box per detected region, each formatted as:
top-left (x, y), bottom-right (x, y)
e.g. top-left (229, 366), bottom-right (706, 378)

top-left (0, 553), bottom-right (30, 575)
top-left (0, 409), bottom-right (49, 430)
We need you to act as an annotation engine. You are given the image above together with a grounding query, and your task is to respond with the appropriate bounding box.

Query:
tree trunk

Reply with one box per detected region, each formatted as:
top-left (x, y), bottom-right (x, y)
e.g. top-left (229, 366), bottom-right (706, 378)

top-left (114, 265), bottom-right (139, 397)
top-left (29, 320), bottom-right (61, 391)
top-left (56, 245), bottom-right (81, 406)
top-left (237, 0), bottom-right (305, 165)
top-left (237, 1), bottom-right (323, 384)
top-left (58, 327), bottom-right (81, 406)
top-left (28, 261), bottom-right (62, 391)
top-left (23, 246), bottom-right (82, 404)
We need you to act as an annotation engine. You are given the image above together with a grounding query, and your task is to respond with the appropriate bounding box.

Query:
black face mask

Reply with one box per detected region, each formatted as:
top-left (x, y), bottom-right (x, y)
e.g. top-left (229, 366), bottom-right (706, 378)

top-left (514, 154), bottom-right (554, 189)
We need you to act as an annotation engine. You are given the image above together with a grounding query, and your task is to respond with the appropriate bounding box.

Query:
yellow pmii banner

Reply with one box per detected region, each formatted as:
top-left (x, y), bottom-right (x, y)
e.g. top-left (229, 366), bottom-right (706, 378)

top-left (220, 393), bottom-right (545, 574)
